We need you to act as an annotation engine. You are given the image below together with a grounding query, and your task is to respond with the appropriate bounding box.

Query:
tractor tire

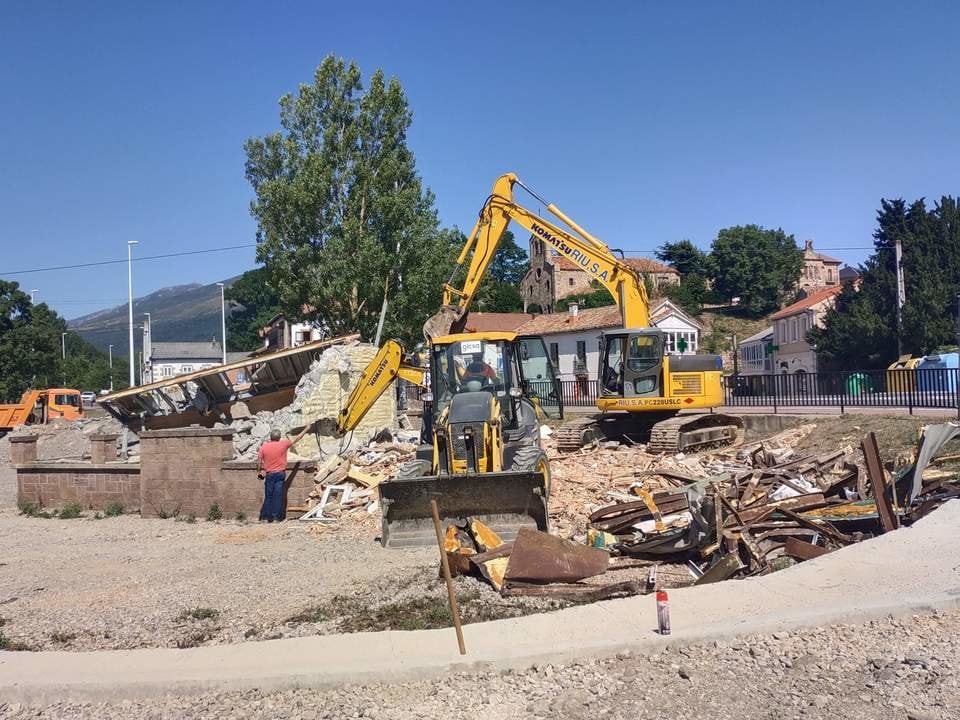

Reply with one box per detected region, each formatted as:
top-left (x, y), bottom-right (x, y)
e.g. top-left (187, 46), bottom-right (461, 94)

top-left (393, 459), bottom-right (432, 480)
top-left (510, 445), bottom-right (551, 498)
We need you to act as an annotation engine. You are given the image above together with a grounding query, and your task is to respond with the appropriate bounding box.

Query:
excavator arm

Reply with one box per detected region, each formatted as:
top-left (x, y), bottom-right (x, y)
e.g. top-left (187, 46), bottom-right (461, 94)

top-left (424, 173), bottom-right (650, 340)
top-left (335, 339), bottom-right (425, 435)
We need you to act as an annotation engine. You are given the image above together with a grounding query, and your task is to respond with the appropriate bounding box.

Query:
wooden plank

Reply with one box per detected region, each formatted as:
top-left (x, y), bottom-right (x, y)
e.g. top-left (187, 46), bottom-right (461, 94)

top-left (737, 493), bottom-right (826, 524)
top-left (861, 431), bottom-right (899, 533)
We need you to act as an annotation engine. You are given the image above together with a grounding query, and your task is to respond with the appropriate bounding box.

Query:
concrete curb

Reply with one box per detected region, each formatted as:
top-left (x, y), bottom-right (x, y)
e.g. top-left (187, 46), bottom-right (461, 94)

top-left (2, 502), bottom-right (959, 704)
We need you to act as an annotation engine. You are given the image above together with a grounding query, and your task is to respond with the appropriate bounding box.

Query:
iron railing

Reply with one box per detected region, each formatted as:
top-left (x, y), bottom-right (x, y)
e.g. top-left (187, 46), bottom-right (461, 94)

top-left (724, 369), bottom-right (960, 414)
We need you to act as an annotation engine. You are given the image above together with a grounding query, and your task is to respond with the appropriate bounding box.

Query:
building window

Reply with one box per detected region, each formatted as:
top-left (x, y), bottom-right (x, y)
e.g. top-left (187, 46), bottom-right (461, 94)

top-left (549, 343), bottom-right (559, 367)
top-left (236, 370), bottom-right (247, 383)
top-left (181, 365), bottom-right (193, 374)
top-left (568, 277), bottom-right (575, 286)
top-left (161, 366), bottom-right (173, 378)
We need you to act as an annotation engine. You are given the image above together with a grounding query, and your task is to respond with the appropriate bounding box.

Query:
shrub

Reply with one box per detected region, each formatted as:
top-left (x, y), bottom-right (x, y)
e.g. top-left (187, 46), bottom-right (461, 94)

top-left (57, 502), bottom-right (83, 520)
top-left (179, 607), bottom-right (220, 621)
top-left (175, 514), bottom-right (196, 524)
top-left (234, 511), bottom-right (246, 522)
top-left (206, 503), bottom-right (223, 521)
top-left (17, 500), bottom-right (39, 517)
top-left (104, 502), bottom-right (124, 517)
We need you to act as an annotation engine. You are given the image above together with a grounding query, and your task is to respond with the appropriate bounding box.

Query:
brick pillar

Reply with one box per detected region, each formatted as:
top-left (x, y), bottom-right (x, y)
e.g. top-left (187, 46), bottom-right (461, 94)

top-left (90, 433), bottom-right (119, 464)
top-left (9, 435), bottom-right (38, 466)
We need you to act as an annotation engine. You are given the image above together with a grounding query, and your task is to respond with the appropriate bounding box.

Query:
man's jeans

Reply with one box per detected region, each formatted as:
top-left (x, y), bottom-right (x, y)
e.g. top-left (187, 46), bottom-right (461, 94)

top-left (260, 471), bottom-right (286, 521)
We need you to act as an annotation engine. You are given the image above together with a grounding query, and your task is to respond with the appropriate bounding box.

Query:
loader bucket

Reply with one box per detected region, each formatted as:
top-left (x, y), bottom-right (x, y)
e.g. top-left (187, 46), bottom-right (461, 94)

top-left (378, 471), bottom-right (549, 548)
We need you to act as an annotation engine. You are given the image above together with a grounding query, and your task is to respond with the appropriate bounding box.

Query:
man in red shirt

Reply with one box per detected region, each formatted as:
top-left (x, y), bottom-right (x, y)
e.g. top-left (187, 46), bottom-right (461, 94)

top-left (257, 422), bottom-right (316, 522)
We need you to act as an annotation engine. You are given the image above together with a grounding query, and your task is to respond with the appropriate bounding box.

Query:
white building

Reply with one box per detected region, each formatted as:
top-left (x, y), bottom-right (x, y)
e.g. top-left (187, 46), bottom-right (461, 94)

top-left (259, 313), bottom-right (325, 353)
top-left (514, 300), bottom-right (702, 382)
top-left (738, 327), bottom-right (774, 375)
top-left (146, 340), bottom-right (224, 382)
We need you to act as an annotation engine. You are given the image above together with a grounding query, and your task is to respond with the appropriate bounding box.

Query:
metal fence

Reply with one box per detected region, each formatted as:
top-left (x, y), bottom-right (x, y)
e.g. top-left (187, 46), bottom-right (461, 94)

top-left (724, 369), bottom-right (960, 414)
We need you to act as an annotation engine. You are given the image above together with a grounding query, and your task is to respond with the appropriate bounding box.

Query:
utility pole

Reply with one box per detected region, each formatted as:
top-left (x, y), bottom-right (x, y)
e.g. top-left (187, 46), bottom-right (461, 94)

top-left (108, 344), bottom-right (114, 392)
top-left (895, 237), bottom-right (905, 358)
top-left (30, 289), bottom-right (38, 303)
top-left (142, 313), bottom-right (152, 383)
top-left (216, 282), bottom-right (227, 363)
top-left (61, 332), bottom-right (67, 386)
top-left (127, 240), bottom-right (139, 387)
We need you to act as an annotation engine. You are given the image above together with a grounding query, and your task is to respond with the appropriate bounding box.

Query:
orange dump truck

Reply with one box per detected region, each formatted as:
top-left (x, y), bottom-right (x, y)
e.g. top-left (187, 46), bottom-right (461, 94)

top-left (0, 388), bottom-right (84, 436)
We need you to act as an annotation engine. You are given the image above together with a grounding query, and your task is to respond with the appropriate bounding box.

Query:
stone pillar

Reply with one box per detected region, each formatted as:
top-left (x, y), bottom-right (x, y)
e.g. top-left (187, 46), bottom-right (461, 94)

top-left (9, 435), bottom-right (38, 466)
top-left (90, 433), bottom-right (120, 464)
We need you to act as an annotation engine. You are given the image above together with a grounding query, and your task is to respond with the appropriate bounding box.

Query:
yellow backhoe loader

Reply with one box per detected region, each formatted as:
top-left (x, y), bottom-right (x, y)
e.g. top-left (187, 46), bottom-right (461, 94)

top-left (334, 335), bottom-right (558, 547)
top-left (425, 173), bottom-right (743, 453)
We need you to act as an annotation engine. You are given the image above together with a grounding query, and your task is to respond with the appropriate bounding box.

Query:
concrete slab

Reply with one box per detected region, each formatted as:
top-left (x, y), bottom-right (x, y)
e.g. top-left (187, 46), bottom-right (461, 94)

top-left (3, 501), bottom-right (959, 704)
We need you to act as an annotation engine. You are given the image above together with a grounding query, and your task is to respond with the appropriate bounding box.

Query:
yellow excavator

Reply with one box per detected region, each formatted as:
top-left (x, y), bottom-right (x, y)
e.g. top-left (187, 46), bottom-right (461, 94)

top-left (425, 172), bottom-right (743, 453)
top-left (334, 336), bottom-right (557, 547)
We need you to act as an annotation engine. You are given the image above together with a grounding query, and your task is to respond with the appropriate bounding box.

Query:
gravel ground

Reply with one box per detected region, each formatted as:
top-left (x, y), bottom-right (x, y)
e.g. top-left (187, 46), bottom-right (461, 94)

top-left (4, 608), bottom-right (957, 719)
top-left (0, 509), bottom-right (440, 651)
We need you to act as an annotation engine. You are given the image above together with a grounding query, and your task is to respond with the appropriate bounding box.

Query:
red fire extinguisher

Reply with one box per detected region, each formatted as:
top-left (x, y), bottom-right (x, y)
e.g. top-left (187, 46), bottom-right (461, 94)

top-left (656, 589), bottom-right (671, 635)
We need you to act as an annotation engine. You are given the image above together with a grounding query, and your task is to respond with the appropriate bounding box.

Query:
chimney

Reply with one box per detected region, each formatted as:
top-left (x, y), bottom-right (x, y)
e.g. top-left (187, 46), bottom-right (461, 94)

top-left (568, 302), bottom-right (579, 318)
top-left (804, 239), bottom-right (814, 252)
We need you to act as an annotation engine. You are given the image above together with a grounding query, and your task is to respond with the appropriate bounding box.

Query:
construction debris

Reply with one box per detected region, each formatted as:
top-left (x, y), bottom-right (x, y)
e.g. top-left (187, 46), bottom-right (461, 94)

top-left (578, 422), bottom-right (960, 583)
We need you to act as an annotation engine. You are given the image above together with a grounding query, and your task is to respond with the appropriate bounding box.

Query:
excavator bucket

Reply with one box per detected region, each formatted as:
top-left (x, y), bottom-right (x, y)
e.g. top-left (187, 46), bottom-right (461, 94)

top-left (378, 471), bottom-right (549, 548)
top-left (422, 306), bottom-right (463, 343)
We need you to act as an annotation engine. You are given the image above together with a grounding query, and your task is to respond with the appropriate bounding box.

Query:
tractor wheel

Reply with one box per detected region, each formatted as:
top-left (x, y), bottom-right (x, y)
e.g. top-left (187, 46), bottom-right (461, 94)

top-left (510, 445), bottom-right (551, 498)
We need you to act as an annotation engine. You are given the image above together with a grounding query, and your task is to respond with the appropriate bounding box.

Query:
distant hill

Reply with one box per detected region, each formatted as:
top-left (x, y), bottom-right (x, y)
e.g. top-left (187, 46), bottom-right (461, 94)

top-left (68, 277), bottom-right (239, 353)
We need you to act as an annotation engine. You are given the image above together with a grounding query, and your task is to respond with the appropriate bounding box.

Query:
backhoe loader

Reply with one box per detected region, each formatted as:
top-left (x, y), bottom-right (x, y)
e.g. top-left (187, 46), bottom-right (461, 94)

top-left (425, 172), bottom-right (743, 453)
top-left (334, 335), bottom-right (557, 547)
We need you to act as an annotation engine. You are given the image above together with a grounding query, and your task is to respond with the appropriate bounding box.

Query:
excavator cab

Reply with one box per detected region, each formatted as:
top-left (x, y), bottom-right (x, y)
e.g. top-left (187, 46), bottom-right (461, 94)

top-left (379, 332), bottom-right (556, 547)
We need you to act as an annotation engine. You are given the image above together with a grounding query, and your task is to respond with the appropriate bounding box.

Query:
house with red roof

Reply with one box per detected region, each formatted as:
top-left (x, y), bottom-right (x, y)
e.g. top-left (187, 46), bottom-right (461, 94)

top-left (769, 285), bottom-right (843, 374)
top-left (519, 235), bottom-right (679, 313)
top-left (514, 299), bottom-right (701, 381)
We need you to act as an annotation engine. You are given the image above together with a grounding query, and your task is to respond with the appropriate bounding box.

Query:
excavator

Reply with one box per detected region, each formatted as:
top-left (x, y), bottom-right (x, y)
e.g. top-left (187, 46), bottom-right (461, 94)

top-left (424, 172), bottom-right (743, 454)
top-left (333, 336), bottom-right (557, 547)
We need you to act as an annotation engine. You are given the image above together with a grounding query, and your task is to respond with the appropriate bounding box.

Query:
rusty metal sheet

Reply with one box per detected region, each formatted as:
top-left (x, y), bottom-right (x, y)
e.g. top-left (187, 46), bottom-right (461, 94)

top-left (737, 493), bottom-right (827, 524)
top-left (503, 528), bottom-right (608, 585)
top-left (694, 553), bottom-right (744, 585)
top-left (784, 537), bottom-right (831, 561)
top-left (861, 432), bottom-right (899, 533)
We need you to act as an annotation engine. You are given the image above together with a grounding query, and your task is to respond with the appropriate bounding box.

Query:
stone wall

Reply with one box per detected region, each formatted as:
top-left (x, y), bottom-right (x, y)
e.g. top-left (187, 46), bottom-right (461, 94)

top-left (294, 344), bottom-right (397, 457)
top-left (139, 427), bottom-right (315, 518)
top-left (15, 428), bottom-right (316, 518)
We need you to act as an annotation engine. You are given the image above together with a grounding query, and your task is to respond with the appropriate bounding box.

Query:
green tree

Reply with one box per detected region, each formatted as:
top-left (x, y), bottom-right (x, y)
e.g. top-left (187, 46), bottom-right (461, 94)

top-left (556, 281), bottom-right (616, 311)
top-left (656, 240), bottom-right (711, 315)
top-left (0, 282), bottom-right (126, 401)
top-left (471, 231), bottom-right (529, 312)
top-left (810, 196), bottom-right (960, 369)
top-left (224, 268), bottom-right (281, 351)
top-left (710, 225), bottom-right (803, 315)
top-left (244, 55), bottom-right (458, 345)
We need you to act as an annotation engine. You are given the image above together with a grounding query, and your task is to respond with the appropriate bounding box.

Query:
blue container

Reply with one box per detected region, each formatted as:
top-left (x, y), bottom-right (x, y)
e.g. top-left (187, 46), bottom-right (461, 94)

top-left (916, 352), bottom-right (959, 392)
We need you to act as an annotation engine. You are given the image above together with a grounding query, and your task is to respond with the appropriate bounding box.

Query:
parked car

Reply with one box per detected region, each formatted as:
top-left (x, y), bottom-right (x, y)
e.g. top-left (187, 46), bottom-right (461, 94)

top-left (80, 391), bottom-right (98, 407)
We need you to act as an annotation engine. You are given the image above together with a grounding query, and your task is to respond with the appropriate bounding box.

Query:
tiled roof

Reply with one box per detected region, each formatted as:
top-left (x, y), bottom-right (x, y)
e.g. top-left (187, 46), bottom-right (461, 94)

top-left (740, 326), bottom-right (774, 345)
top-left (770, 285), bottom-right (842, 320)
top-left (649, 299), bottom-right (702, 329)
top-left (551, 254), bottom-right (677, 274)
top-left (515, 305), bottom-right (622, 335)
top-left (150, 341), bottom-right (223, 361)
top-left (461, 312), bottom-right (537, 333)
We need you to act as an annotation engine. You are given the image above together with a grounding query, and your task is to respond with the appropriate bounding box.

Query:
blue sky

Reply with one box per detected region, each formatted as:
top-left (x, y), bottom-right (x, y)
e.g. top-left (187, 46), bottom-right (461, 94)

top-left (1, 1), bottom-right (957, 321)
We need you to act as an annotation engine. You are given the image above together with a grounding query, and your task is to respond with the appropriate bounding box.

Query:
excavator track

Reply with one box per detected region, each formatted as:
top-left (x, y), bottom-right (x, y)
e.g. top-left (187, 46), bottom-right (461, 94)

top-left (554, 412), bottom-right (744, 454)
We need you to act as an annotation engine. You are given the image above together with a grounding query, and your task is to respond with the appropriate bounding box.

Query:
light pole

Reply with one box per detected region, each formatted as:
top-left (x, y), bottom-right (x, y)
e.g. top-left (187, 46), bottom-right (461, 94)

top-left (108, 344), bottom-right (114, 392)
top-left (61, 332), bottom-right (67, 360)
top-left (30, 289), bottom-right (38, 303)
top-left (216, 282), bottom-right (227, 363)
top-left (127, 240), bottom-right (139, 387)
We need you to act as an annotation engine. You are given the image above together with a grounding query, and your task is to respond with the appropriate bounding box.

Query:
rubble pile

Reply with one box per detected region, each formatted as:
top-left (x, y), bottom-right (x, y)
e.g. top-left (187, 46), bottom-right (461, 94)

top-left (230, 343), bottom-right (398, 460)
top-left (298, 429), bottom-right (420, 529)
top-left (1, 415), bottom-right (129, 463)
top-left (582, 421), bottom-right (960, 583)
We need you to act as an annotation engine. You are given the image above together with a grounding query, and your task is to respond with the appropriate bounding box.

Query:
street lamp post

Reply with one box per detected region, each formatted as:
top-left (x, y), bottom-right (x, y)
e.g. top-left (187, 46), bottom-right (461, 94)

top-left (108, 344), bottom-right (114, 392)
top-left (30, 289), bottom-right (38, 303)
top-left (216, 282), bottom-right (227, 364)
top-left (61, 332), bottom-right (67, 386)
top-left (127, 240), bottom-right (139, 387)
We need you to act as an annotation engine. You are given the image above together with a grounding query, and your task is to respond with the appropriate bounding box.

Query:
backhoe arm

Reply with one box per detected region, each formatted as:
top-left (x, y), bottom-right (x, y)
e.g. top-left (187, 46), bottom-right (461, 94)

top-left (336, 340), bottom-right (425, 435)
top-left (424, 173), bottom-right (650, 340)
